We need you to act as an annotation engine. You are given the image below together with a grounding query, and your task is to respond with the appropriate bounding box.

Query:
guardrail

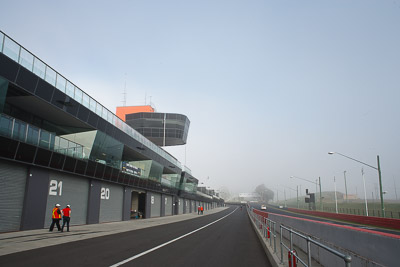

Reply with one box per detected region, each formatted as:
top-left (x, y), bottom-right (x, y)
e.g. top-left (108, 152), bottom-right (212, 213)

top-left (280, 224), bottom-right (351, 267)
top-left (248, 207), bottom-right (352, 267)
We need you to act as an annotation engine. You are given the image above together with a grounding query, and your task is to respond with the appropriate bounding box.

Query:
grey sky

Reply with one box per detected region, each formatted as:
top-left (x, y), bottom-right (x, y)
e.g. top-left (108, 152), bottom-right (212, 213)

top-left (1, 0), bottom-right (399, 199)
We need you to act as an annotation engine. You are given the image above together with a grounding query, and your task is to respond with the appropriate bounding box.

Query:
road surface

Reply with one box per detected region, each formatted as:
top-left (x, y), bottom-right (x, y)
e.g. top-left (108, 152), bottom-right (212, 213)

top-left (0, 207), bottom-right (271, 267)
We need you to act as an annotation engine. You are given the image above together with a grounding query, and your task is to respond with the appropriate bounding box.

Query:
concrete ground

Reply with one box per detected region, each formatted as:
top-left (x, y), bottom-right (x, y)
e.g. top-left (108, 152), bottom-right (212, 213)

top-left (0, 207), bottom-right (228, 257)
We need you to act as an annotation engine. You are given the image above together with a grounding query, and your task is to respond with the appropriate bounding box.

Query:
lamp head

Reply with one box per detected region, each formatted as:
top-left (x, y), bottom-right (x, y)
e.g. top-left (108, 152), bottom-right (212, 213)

top-left (328, 152), bottom-right (335, 155)
top-left (290, 176), bottom-right (294, 179)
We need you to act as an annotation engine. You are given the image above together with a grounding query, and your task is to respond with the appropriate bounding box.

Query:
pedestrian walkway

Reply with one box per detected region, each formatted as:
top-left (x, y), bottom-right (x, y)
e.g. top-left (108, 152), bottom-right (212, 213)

top-left (0, 207), bottom-right (228, 256)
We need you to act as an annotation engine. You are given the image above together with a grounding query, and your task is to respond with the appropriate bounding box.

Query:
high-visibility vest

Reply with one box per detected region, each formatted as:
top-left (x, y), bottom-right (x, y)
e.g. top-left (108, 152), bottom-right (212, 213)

top-left (52, 207), bottom-right (61, 219)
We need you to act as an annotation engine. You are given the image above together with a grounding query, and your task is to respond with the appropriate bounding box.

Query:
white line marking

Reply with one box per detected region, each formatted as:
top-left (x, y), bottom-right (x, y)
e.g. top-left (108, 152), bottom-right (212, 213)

top-left (109, 208), bottom-right (237, 267)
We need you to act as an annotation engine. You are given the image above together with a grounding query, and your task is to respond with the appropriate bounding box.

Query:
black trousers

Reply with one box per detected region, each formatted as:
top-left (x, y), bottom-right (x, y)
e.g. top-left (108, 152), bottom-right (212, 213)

top-left (49, 219), bottom-right (61, 231)
top-left (62, 216), bottom-right (70, 231)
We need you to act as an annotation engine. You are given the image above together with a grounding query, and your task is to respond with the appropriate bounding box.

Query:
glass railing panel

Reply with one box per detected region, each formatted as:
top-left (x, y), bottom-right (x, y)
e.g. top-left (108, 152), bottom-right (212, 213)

top-left (89, 97), bottom-right (96, 112)
top-left (19, 47), bottom-right (34, 71)
top-left (74, 86), bottom-right (83, 104)
top-left (82, 92), bottom-right (90, 109)
top-left (44, 66), bottom-right (56, 86)
top-left (33, 58), bottom-right (46, 79)
top-left (12, 119), bottom-right (27, 142)
top-left (0, 114), bottom-right (13, 138)
top-left (101, 106), bottom-right (108, 121)
top-left (58, 137), bottom-right (69, 152)
top-left (0, 32), bottom-right (4, 53)
top-left (26, 125), bottom-right (39, 146)
top-left (39, 129), bottom-right (51, 149)
top-left (65, 81), bottom-right (74, 98)
top-left (3, 36), bottom-right (19, 62)
top-left (55, 74), bottom-right (66, 93)
top-left (95, 103), bottom-right (102, 117)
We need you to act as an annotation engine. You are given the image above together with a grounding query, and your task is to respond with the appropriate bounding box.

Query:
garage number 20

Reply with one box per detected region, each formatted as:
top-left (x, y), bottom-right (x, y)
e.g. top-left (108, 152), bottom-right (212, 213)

top-left (101, 188), bottom-right (110, 200)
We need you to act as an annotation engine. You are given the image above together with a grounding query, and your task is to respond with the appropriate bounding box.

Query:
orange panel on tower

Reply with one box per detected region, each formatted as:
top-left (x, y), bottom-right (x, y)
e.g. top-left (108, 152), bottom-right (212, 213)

top-left (116, 105), bottom-right (154, 121)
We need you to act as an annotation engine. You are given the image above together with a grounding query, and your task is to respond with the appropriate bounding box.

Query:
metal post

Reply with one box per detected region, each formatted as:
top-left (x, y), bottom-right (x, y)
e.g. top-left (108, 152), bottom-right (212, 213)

top-left (334, 176), bottom-right (338, 213)
top-left (273, 222), bottom-right (276, 253)
top-left (344, 171), bottom-right (348, 202)
top-left (307, 237), bottom-right (312, 267)
top-left (362, 168), bottom-right (369, 216)
top-left (280, 226), bottom-right (283, 263)
top-left (377, 155), bottom-right (385, 218)
top-left (163, 113), bottom-right (166, 147)
top-left (319, 177), bottom-right (322, 211)
top-left (297, 185), bottom-right (299, 208)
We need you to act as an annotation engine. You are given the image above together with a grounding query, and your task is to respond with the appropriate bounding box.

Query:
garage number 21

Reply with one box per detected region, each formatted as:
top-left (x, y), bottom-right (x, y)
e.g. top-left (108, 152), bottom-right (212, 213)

top-left (49, 180), bottom-right (62, 196)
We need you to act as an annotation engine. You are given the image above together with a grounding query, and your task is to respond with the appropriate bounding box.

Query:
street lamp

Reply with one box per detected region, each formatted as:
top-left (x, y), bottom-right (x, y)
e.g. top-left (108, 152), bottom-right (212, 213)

top-left (290, 176), bottom-right (322, 210)
top-left (328, 152), bottom-right (385, 217)
top-left (283, 185), bottom-right (299, 208)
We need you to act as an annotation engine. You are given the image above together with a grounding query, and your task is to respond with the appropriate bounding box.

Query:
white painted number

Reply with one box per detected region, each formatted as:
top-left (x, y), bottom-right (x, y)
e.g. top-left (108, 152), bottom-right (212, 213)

top-left (49, 180), bottom-right (63, 196)
top-left (101, 188), bottom-right (110, 200)
top-left (151, 196), bottom-right (155, 204)
top-left (165, 198), bottom-right (168, 205)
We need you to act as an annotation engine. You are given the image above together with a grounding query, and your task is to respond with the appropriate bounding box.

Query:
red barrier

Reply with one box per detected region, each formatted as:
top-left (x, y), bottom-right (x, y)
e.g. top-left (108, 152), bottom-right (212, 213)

top-left (287, 208), bottom-right (400, 230)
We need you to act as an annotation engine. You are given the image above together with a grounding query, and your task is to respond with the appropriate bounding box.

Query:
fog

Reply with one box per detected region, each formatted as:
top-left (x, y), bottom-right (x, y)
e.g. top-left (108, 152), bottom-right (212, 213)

top-left (2, 0), bottom-right (399, 200)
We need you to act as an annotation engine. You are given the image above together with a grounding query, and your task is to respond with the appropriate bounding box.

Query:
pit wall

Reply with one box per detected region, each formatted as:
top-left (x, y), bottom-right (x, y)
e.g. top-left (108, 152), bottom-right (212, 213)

top-left (287, 207), bottom-right (400, 230)
top-left (256, 210), bottom-right (399, 267)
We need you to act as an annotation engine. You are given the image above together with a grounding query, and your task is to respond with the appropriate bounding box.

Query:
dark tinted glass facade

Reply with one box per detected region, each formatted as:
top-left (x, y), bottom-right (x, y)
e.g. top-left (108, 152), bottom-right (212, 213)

top-left (126, 112), bottom-right (190, 146)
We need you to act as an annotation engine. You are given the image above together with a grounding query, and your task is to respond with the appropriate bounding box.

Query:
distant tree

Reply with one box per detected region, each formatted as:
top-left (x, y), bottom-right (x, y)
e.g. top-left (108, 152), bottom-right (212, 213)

top-left (255, 184), bottom-right (274, 203)
top-left (219, 186), bottom-right (231, 201)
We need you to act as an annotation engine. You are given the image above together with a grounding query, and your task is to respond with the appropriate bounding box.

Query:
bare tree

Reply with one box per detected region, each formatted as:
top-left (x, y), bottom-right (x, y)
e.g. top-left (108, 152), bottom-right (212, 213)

top-left (255, 184), bottom-right (274, 203)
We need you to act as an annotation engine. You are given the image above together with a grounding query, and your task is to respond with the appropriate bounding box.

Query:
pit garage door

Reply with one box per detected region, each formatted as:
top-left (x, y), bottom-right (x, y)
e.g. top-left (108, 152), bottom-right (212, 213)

top-left (0, 161), bottom-right (27, 232)
top-left (99, 182), bottom-right (124, 223)
top-left (164, 195), bottom-right (173, 216)
top-left (44, 172), bottom-right (89, 228)
top-left (191, 200), bottom-right (195, 213)
top-left (184, 199), bottom-right (189, 214)
top-left (178, 198), bottom-right (184, 214)
top-left (150, 192), bottom-right (161, 218)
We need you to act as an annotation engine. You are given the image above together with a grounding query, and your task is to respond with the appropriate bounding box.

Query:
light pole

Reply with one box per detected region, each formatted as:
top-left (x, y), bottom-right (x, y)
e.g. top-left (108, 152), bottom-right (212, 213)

top-left (344, 171), bottom-right (348, 202)
top-left (290, 176), bottom-right (322, 210)
top-left (361, 168), bottom-right (369, 216)
top-left (281, 185), bottom-right (299, 208)
top-left (334, 176), bottom-right (338, 213)
top-left (328, 152), bottom-right (385, 217)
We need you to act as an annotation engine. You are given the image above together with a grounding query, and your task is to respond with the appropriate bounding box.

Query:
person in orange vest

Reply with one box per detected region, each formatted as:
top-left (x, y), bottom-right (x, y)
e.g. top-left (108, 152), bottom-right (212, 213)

top-left (200, 206), bottom-right (204, 215)
top-left (49, 204), bottom-right (62, 231)
top-left (61, 204), bottom-right (71, 232)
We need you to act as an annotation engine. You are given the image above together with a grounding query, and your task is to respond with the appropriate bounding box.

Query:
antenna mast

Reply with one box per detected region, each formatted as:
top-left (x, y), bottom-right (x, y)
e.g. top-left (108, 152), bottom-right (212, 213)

top-left (122, 73), bottom-right (127, 106)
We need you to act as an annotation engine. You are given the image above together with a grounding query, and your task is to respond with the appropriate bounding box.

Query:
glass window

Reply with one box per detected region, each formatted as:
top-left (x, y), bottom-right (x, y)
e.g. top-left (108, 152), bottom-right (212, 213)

top-left (74, 87), bottom-right (83, 104)
top-left (65, 81), bottom-right (74, 98)
top-left (19, 48), bottom-right (34, 71)
top-left (33, 58), bottom-right (46, 79)
top-left (82, 92), bottom-right (90, 108)
top-left (3, 36), bottom-right (19, 62)
top-left (0, 32), bottom-right (4, 53)
top-left (44, 66), bottom-right (56, 86)
top-left (55, 74), bottom-right (66, 93)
